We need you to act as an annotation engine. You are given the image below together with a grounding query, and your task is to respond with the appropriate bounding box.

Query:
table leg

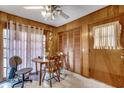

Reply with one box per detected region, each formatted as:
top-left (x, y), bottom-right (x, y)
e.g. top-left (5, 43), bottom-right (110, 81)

top-left (35, 62), bottom-right (38, 75)
top-left (39, 63), bottom-right (42, 86)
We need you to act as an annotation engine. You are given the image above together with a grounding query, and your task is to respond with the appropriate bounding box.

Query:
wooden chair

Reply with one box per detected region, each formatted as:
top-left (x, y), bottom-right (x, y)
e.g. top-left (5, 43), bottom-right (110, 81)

top-left (9, 56), bottom-right (32, 88)
top-left (42, 56), bottom-right (61, 87)
top-left (57, 52), bottom-right (70, 79)
top-left (57, 52), bottom-right (70, 70)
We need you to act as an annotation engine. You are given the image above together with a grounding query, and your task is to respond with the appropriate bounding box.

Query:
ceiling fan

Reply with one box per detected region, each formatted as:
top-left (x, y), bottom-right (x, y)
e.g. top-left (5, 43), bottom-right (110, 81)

top-left (23, 5), bottom-right (70, 20)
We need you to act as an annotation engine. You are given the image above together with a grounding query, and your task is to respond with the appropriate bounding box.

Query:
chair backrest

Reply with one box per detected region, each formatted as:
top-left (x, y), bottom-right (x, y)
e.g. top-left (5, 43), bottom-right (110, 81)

top-left (47, 56), bottom-right (60, 72)
top-left (54, 56), bottom-right (61, 69)
top-left (9, 56), bottom-right (22, 69)
top-left (58, 52), bottom-right (70, 70)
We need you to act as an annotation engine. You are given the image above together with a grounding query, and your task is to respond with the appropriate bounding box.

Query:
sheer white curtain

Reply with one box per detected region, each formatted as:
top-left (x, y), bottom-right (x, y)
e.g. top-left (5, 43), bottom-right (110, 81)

top-left (7, 20), bottom-right (44, 73)
top-left (93, 21), bottom-right (122, 49)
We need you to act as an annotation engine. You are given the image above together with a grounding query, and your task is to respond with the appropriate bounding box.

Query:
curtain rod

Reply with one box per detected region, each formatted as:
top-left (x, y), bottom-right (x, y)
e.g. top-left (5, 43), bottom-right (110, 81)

top-left (7, 21), bottom-right (51, 32)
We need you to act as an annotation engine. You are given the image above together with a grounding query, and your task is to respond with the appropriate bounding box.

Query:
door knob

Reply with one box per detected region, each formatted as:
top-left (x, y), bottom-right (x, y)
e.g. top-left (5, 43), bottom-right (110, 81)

top-left (121, 53), bottom-right (124, 59)
top-left (121, 55), bottom-right (124, 59)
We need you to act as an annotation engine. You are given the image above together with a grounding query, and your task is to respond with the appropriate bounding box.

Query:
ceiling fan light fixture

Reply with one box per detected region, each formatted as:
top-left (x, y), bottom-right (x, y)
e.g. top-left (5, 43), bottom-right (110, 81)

top-left (45, 6), bottom-right (50, 11)
top-left (41, 11), bottom-right (46, 17)
top-left (27, 5), bottom-right (69, 21)
top-left (51, 15), bottom-right (55, 20)
top-left (23, 5), bottom-right (69, 21)
top-left (46, 12), bottom-right (52, 17)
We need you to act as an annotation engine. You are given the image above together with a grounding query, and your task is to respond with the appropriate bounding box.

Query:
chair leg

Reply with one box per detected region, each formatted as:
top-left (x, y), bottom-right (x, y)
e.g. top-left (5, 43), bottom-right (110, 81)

top-left (42, 71), bottom-right (46, 82)
top-left (12, 74), bottom-right (32, 88)
top-left (21, 74), bottom-right (25, 88)
top-left (56, 71), bottom-right (60, 82)
top-left (49, 73), bottom-right (52, 88)
top-left (24, 79), bottom-right (32, 82)
top-left (12, 80), bottom-right (22, 88)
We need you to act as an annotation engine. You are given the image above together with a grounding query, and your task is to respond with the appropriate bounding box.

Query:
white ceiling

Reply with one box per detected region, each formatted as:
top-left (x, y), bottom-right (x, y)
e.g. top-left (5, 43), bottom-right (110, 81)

top-left (0, 5), bottom-right (107, 27)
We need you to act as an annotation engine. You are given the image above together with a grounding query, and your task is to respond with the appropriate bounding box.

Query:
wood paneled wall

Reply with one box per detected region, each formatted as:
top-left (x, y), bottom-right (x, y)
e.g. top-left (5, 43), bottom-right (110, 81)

top-left (0, 11), bottom-right (56, 31)
top-left (58, 28), bottom-right (81, 74)
top-left (0, 11), bottom-right (56, 81)
top-left (56, 5), bottom-right (124, 87)
top-left (1, 5), bottom-right (124, 87)
top-left (0, 22), bottom-right (3, 81)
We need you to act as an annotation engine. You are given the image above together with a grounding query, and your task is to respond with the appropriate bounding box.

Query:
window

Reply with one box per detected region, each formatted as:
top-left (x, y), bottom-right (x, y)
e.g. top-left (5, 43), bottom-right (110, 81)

top-left (3, 28), bottom-right (46, 78)
top-left (43, 35), bottom-right (46, 55)
top-left (93, 21), bottom-right (122, 49)
top-left (3, 29), bottom-right (9, 78)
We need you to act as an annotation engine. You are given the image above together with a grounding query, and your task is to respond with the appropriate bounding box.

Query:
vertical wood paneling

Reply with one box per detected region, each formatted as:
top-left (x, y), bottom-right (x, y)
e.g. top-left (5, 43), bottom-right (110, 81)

top-left (0, 22), bottom-right (3, 82)
top-left (0, 11), bottom-right (55, 31)
top-left (0, 11), bottom-right (56, 82)
top-left (58, 28), bottom-right (81, 74)
top-left (74, 29), bottom-right (81, 74)
top-left (89, 17), bottom-right (124, 87)
top-left (58, 32), bottom-right (69, 68)
top-left (68, 31), bottom-right (74, 71)
top-left (63, 32), bottom-right (68, 55)
top-left (1, 5), bottom-right (124, 87)
top-left (58, 32), bottom-right (63, 52)
top-left (82, 23), bottom-right (89, 77)
top-left (119, 6), bottom-right (124, 14)
top-left (57, 6), bottom-right (124, 87)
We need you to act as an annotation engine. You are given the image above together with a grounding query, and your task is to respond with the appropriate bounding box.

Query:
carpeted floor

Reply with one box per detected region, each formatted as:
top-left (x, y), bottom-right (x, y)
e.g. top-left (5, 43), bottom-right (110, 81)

top-left (0, 71), bottom-right (113, 88)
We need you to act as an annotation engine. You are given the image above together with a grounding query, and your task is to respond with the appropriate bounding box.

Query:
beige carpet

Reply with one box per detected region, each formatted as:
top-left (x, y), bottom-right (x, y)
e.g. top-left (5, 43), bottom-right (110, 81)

top-left (0, 71), bottom-right (113, 88)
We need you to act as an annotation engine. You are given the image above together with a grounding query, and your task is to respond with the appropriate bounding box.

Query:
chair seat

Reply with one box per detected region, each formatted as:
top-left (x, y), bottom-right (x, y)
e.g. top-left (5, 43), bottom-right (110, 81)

top-left (16, 68), bottom-right (32, 75)
top-left (45, 68), bottom-right (58, 73)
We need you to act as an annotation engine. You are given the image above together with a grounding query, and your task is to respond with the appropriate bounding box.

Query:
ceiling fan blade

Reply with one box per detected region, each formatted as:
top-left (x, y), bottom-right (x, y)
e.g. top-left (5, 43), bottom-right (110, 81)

top-left (60, 11), bottom-right (70, 19)
top-left (23, 6), bottom-right (44, 9)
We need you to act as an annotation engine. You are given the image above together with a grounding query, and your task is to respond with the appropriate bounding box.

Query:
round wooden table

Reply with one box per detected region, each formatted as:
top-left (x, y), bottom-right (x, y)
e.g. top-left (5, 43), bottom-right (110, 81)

top-left (32, 58), bottom-right (49, 86)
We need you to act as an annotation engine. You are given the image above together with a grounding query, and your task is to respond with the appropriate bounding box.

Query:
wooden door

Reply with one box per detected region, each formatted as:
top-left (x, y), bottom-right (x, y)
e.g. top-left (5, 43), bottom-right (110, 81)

top-left (58, 32), bottom-right (69, 68)
top-left (89, 22), bottom-right (124, 87)
top-left (58, 28), bottom-right (81, 74)
top-left (68, 31), bottom-right (74, 72)
top-left (73, 29), bottom-right (81, 74)
top-left (62, 32), bottom-right (68, 56)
